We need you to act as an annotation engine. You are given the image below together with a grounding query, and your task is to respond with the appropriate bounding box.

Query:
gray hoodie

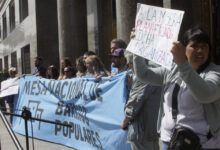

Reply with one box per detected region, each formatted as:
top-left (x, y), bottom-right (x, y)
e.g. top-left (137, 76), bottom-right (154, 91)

top-left (125, 78), bottom-right (161, 142)
top-left (133, 55), bottom-right (220, 138)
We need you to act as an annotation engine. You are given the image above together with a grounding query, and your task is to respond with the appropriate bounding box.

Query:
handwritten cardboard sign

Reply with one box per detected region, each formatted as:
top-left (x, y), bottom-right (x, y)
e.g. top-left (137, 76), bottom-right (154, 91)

top-left (126, 4), bottom-right (184, 69)
top-left (0, 77), bottom-right (19, 98)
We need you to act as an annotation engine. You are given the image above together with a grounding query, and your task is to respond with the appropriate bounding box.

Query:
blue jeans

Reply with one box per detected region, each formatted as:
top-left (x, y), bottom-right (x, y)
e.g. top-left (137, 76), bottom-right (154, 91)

top-left (161, 141), bottom-right (220, 150)
top-left (162, 141), bottom-right (169, 150)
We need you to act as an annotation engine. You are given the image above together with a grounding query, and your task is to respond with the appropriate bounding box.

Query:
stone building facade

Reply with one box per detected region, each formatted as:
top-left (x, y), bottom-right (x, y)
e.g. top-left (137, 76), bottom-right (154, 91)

top-left (0, 0), bottom-right (219, 75)
top-left (0, 0), bottom-right (59, 74)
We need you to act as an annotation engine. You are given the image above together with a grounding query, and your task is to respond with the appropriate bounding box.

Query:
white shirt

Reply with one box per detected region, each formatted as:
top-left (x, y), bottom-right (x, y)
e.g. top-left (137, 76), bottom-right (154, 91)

top-left (161, 81), bottom-right (220, 148)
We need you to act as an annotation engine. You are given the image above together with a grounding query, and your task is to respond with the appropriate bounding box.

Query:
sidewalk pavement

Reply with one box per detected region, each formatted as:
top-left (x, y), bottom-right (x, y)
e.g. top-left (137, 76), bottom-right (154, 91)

top-left (0, 105), bottom-right (162, 150)
top-left (0, 108), bottom-right (76, 150)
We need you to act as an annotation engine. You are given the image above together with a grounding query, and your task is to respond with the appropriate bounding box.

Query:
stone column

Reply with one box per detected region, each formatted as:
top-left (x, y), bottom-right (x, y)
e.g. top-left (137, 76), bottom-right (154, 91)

top-left (139, 0), bottom-right (163, 6)
top-left (171, 0), bottom-right (193, 39)
top-left (87, 0), bottom-right (113, 68)
top-left (116, 0), bottom-right (163, 44)
top-left (57, 0), bottom-right (88, 61)
top-left (97, 0), bottom-right (114, 67)
top-left (214, 0), bottom-right (220, 64)
top-left (116, 0), bottom-right (137, 44)
top-left (87, 0), bottom-right (98, 53)
top-left (163, 0), bottom-right (171, 8)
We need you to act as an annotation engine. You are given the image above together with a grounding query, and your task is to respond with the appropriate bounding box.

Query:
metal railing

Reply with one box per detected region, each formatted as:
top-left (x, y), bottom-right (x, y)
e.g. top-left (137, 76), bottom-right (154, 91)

top-left (0, 109), bottom-right (23, 150)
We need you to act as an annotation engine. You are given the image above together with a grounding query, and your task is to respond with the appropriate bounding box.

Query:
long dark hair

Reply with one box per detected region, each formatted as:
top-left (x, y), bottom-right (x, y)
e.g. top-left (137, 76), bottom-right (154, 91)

top-left (61, 57), bottom-right (72, 74)
top-left (47, 65), bottom-right (59, 80)
top-left (182, 26), bottom-right (211, 73)
top-left (76, 56), bottom-right (87, 73)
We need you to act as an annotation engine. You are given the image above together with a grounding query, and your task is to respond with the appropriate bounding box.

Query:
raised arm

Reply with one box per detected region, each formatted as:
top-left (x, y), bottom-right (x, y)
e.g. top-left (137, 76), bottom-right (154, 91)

top-left (171, 40), bottom-right (220, 104)
top-left (133, 55), bottom-right (166, 86)
top-left (178, 61), bottom-right (220, 104)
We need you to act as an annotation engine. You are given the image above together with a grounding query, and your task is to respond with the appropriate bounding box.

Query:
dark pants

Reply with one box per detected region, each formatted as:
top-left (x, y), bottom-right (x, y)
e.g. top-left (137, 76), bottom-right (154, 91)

top-left (130, 139), bottom-right (159, 150)
top-left (8, 102), bottom-right (14, 124)
top-left (0, 98), bottom-right (6, 112)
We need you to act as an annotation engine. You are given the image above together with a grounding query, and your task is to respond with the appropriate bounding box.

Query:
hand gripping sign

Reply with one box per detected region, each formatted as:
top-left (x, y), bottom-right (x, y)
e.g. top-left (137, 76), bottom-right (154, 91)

top-left (127, 3), bottom-right (184, 70)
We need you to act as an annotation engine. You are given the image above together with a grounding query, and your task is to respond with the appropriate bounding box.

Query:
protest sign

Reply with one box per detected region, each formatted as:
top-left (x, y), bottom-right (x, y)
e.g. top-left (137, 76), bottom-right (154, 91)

top-left (126, 4), bottom-right (184, 69)
top-left (12, 74), bottom-right (131, 150)
top-left (0, 77), bottom-right (19, 98)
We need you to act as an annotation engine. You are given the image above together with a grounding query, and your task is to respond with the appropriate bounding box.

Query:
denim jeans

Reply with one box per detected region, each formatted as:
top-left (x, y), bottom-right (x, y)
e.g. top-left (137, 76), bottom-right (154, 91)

top-left (162, 141), bottom-right (169, 150)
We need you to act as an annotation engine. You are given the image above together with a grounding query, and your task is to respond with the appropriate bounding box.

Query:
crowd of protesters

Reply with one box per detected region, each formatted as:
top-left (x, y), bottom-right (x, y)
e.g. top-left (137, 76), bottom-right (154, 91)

top-left (0, 38), bottom-right (161, 150)
top-left (0, 39), bottom-right (133, 119)
top-left (0, 25), bottom-right (220, 150)
top-left (30, 39), bottom-right (128, 81)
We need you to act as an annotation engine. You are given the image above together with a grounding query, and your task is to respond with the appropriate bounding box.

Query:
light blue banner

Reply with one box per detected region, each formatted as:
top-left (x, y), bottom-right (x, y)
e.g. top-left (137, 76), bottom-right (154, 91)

top-left (12, 73), bottom-right (131, 150)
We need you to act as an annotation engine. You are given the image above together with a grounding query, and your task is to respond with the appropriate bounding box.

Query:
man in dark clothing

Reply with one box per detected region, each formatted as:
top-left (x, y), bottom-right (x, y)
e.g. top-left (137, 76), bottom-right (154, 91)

top-left (121, 51), bottom-right (161, 150)
top-left (110, 39), bottom-right (127, 74)
top-left (0, 68), bottom-right (9, 112)
top-left (110, 48), bottom-right (128, 75)
top-left (32, 57), bottom-right (46, 78)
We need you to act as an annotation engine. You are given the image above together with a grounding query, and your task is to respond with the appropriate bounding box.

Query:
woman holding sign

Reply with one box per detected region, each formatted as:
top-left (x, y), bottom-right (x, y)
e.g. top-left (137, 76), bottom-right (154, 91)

top-left (133, 27), bottom-right (220, 150)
